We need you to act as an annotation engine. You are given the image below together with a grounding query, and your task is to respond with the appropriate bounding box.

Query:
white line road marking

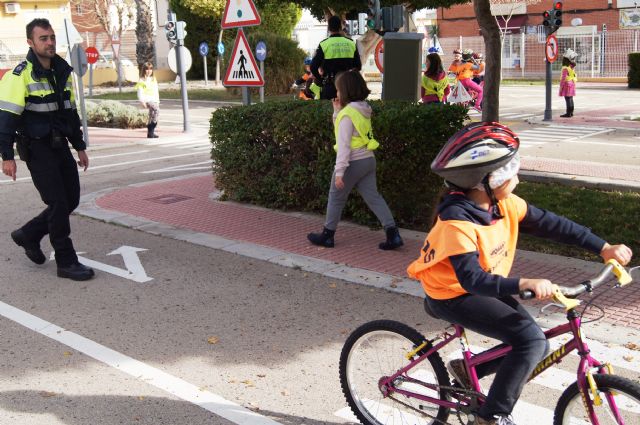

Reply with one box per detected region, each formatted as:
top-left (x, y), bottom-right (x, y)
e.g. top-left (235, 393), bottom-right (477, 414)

top-left (91, 150), bottom-right (150, 160)
top-left (0, 301), bottom-right (282, 425)
top-left (141, 160), bottom-right (213, 174)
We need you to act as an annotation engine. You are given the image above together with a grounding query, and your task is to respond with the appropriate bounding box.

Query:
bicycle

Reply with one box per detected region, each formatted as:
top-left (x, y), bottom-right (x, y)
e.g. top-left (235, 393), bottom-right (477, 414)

top-left (339, 260), bottom-right (640, 425)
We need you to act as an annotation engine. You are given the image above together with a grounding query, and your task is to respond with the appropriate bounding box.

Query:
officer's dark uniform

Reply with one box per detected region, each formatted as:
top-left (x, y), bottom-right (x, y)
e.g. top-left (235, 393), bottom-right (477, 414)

top-left (0, 48), bottom-right (86, 269)
top-left (310, 34), bottom-right (361, 100)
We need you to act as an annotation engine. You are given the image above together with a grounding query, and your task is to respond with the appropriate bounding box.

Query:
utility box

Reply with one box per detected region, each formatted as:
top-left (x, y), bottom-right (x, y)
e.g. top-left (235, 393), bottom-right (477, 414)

top-left (381, 32), bottom-right (423, 101)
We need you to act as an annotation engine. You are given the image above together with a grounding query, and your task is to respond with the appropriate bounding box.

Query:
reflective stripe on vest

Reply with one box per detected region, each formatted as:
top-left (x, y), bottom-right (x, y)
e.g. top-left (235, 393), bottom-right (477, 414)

top-left (421, 75), bottom-right (448, 101)
top-left (333, 105), bottom-right (379, 152)
top-left (320, 37), bottom-right (357, 60)
top-left (25, 99), bottom-right (72, 112)
top-left (310, 82), bottom-right (321, 99)
top-left (563, 66), bottom-right (578, 82)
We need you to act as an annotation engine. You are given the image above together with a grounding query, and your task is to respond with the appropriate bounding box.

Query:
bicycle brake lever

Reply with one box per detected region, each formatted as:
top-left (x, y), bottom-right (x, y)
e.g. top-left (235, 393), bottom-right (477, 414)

top-left (540, 302), bottom-right (566, 313)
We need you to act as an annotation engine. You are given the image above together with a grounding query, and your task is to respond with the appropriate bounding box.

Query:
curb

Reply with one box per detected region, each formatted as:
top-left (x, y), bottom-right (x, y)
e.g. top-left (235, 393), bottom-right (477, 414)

top-left (74, 173), bottom-right (639, 346)
top-left (519, 170), bottom-right (640, 193)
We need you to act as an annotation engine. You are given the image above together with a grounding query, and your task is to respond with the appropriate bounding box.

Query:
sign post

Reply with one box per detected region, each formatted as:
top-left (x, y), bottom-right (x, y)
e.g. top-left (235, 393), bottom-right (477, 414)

top-left (111, 31), bottom-right (122, 93)
top-left (70, 44), bottom-right (89, 147)
top-left (199, 41), bottom-right (209, 86)
top-left (221, 0), bottom-right (262, 106)
top-left (544, 34), bottom-right (558, 121)
top-left (216, 40), bottom-right (224, 86)
top-left (255, 41), bottom-right (266, 103)
top-left (85, 46), bottom-right (99, 97)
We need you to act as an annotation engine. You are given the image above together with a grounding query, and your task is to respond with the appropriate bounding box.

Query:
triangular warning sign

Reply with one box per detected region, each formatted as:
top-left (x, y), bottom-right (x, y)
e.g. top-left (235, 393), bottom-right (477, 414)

top-left (221, 0), bottom-right (261, 29)
top-left (223, 29), bottom-right (264, 87)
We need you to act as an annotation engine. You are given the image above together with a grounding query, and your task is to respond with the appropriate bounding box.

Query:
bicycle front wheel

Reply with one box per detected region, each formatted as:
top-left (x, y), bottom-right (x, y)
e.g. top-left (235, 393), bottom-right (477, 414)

top-left (339, 320), bottom-right (450, 425)
top-left (554, 374), bottom-right (640, 425)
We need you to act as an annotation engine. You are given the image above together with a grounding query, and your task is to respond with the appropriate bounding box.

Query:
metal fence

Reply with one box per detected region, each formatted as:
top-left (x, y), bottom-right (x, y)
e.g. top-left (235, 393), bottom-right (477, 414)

top-left (433, 29), bottom-right (639, 79)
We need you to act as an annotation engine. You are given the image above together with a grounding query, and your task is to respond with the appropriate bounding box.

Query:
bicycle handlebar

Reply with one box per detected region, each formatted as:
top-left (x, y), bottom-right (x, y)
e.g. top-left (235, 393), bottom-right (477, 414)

top-left (519, 260), bottom-right (633, 310)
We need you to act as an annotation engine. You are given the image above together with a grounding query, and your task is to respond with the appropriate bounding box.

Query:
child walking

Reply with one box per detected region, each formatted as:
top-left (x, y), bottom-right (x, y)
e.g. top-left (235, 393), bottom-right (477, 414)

top-left (407, 122), bottom-right (632, 425)
top-left (307, 70), bottom-right (403, 250)
top-left (559, 49), bottom-right (578, 118)
top-left (421, 52), bottom-right (450, 104)
top-left (136, 62), bottom-right (160, 138)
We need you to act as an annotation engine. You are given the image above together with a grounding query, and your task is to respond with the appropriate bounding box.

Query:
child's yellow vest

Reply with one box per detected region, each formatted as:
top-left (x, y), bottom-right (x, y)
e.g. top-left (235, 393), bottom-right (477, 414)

top-left (421, 74), bottom-right (449, 101)
top-left (562, 66), bottom-right (577, 82)
top-left (333, 105), bottom-right (379, 152)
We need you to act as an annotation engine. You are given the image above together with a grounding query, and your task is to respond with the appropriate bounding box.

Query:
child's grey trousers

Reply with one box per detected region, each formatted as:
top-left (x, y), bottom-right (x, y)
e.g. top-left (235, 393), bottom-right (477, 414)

top-left (324, 156), bottom-right (396, 231)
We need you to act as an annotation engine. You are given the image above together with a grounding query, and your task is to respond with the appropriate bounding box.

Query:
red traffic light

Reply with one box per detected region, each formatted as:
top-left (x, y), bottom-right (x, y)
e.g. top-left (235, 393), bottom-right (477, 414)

top-left (554, 1), bottom-right (563, 10)
top-left (543, 11), bottom-right (550, 18)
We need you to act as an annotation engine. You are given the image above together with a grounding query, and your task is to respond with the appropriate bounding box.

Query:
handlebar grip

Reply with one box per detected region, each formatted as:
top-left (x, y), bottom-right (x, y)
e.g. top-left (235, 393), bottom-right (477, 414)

top-left (519, 290), bottom-right (535, 300)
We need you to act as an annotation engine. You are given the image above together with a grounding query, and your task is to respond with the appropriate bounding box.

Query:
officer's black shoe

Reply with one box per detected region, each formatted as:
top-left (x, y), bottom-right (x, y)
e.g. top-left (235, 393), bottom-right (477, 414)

top-left (147, 123), bottom-right (159, 139)
top-left (11, 229), bottom-right (46, 265)
top-left (57, 262), bottom-right (95, 281)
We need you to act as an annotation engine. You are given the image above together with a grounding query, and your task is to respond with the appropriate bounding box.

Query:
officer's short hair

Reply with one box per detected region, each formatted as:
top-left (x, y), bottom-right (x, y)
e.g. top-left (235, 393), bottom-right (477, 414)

top-left (328, 16), bottom-right (342, 32)
top-left (26, 18), bottom-right (53, 40)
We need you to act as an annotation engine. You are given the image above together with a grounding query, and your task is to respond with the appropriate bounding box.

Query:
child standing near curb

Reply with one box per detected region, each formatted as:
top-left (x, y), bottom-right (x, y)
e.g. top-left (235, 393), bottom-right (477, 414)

top-left (307, 70), bottom-right (403, 250)
top-left (136, 62), bottom-right (160, 138)
top-left (421, 52), bottom-right (450, 104)
top-left (559, 49), bottom-right (578, 118)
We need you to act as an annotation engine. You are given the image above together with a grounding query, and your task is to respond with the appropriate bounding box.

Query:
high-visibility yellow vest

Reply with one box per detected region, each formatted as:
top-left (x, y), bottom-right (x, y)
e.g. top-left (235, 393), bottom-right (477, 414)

top-left (333, 105), bottom-right (379, 152)
top-left (421, 74), bottom-right (449, 101)
top-left (309, 82), bottom-right (321, 100)
top-left (136, 77), bottom-right (159, 102)
top-left (562, 66), bottom-right (578, 83)
top-left (320, 36), bottom-right (357, 60)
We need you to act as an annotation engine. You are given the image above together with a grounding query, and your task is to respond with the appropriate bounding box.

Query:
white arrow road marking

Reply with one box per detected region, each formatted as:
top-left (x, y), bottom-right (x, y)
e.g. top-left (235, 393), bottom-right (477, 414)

top-left (50, 246), bottom-right (153, 283)
top-left (0, 301), bottom-right (282, 425)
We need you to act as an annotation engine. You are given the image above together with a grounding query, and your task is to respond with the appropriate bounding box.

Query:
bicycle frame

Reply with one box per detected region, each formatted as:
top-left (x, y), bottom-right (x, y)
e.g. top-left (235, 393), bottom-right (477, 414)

top-left (380, 309), bottom-right (614, 421)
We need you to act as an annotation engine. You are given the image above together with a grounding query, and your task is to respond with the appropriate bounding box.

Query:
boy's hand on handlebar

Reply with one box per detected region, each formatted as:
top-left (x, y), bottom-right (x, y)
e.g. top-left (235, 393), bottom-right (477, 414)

top-left (519, 278), bottom-right (554, 300)
top-left (600, 243), bottom-right (633, 266)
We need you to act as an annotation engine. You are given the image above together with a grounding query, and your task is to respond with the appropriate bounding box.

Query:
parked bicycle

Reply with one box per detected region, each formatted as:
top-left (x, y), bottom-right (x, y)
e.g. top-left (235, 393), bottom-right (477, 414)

top-left (340, 260), bottom-right (640, 425)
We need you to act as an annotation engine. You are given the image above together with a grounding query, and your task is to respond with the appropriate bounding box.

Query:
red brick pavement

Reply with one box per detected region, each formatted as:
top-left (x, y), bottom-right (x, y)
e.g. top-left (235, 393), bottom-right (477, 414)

top-left (94, 175), bottom-right (640, 330)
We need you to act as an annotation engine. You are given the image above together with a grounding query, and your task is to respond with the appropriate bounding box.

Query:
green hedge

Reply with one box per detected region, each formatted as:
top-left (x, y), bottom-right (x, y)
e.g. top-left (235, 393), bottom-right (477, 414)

top-left (629, 53), bottom-right (640, 88)
top-left (210, 101), bottom-right (467, 229)
top-left (86, 100), bottom-right (147, 128)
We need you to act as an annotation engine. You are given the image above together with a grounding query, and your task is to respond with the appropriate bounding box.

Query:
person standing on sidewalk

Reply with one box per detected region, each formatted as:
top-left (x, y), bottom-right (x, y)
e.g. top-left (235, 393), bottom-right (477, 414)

top-left (407, 122), bottom-right (632, 425)
top-left (307, 70), bottom-right (403, 250)
top-left (559, 49), bottom-right (578, 118)
top-left (136, 62), bottom-right (160, 138)
top-left (0, 18), bottom-right (94, 281)
top-left (310, 15), bottom-right (361, 100)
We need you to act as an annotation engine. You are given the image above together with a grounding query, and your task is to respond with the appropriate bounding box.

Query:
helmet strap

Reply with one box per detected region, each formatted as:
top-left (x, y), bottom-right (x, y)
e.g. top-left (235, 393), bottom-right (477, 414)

top-left (483, 181), bottom-right (504, 219)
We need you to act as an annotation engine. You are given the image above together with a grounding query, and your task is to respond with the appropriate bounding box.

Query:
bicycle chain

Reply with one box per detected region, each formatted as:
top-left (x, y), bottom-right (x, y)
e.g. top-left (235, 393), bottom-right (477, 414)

top-left (388, 376), bottom-right (485, 425)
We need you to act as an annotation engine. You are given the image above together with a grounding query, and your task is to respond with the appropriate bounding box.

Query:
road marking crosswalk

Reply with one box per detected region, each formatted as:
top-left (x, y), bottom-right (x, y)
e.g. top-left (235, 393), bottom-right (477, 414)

top-left (517, 125), bottom-right (615, 147)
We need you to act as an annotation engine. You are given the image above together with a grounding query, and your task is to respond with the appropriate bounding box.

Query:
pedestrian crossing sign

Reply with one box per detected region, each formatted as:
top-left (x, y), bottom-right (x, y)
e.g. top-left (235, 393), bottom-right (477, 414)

top-left (221, 0), bottom-right (261, 29)
top-left (223, 29), bottom-right (264, 87)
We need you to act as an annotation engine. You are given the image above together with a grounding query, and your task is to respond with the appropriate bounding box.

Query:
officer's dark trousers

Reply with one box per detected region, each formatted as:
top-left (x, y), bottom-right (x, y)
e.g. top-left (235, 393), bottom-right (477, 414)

top-left (20, 140), bottom-right (80, 267)
top-left (320, 83), bottom-right (337, 100)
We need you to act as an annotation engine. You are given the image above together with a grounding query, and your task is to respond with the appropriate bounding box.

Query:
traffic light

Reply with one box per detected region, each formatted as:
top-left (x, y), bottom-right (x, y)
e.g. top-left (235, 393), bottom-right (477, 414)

top-left (381, 7), bottom-right (392, 32)
top-left (176, 21), bottom-right (187, 40)
top-left (551, 2), bottom-right (563, 28)
top-left (367, 0), bottom-right (381, 31)
top-left (164, 20), bottom-right (177, 44)
top-left (345, 20), bottom-right (353, 36)
top-left (542, 1), bottom-right (563, 34)
top-left (358, 13), bottom-right (367, 35)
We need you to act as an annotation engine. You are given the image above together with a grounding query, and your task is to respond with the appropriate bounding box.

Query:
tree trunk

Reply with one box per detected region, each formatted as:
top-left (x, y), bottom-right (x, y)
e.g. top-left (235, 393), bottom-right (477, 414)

top-left (135, 0), bottom-right (155, 69)
top-left (474, 0), bottom-right (501, 122)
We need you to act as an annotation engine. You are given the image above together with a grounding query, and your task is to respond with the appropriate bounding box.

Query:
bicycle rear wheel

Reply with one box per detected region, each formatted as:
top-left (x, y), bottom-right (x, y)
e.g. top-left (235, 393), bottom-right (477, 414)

top-left (554, 374), bottom-right (640, 425)
top-left (339, 320), bottom-right (451, 425)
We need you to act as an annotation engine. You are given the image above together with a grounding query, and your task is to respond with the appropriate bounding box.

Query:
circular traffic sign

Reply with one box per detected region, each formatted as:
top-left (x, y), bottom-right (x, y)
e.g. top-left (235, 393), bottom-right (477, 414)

top-left (85, 46), bottom-right (99, 65)
top-left (217, 42), bottom-right (225, 55)
top-left (71, 44), bottom-right (88, 76)
top-left (545, 34), bottom-right (559, 63)
top-left (199, 41), bottom-right (209, 57)
top-left (168, 46), bottom-right (193, 73)
top-left (374, 39), bottom-right (384, 73)
top-left (255, 41), bottom-right (266, 62)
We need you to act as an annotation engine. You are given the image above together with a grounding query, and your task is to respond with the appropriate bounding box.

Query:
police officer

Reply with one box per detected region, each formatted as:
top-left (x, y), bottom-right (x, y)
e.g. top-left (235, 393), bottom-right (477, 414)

top-left (311, 15), bottom-right (361, 100)
top-left (0, 18), bottom-right (94, 281)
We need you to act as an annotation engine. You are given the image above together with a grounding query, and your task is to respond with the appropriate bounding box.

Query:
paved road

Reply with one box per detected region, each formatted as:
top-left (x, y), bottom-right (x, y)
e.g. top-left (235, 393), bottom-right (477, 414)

top-left (0, 86), bottom-right (638, 424)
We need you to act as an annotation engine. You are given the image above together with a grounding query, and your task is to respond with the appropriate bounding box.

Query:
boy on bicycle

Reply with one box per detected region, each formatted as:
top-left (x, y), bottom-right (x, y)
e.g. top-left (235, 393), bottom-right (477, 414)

top-left (407, 122), bottom-right (632, 425)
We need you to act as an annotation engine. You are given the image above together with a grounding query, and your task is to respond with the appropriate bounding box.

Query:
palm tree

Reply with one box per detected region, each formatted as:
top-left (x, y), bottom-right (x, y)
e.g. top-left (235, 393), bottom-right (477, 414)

top-left (135, 0), bottom-right (155, 69)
